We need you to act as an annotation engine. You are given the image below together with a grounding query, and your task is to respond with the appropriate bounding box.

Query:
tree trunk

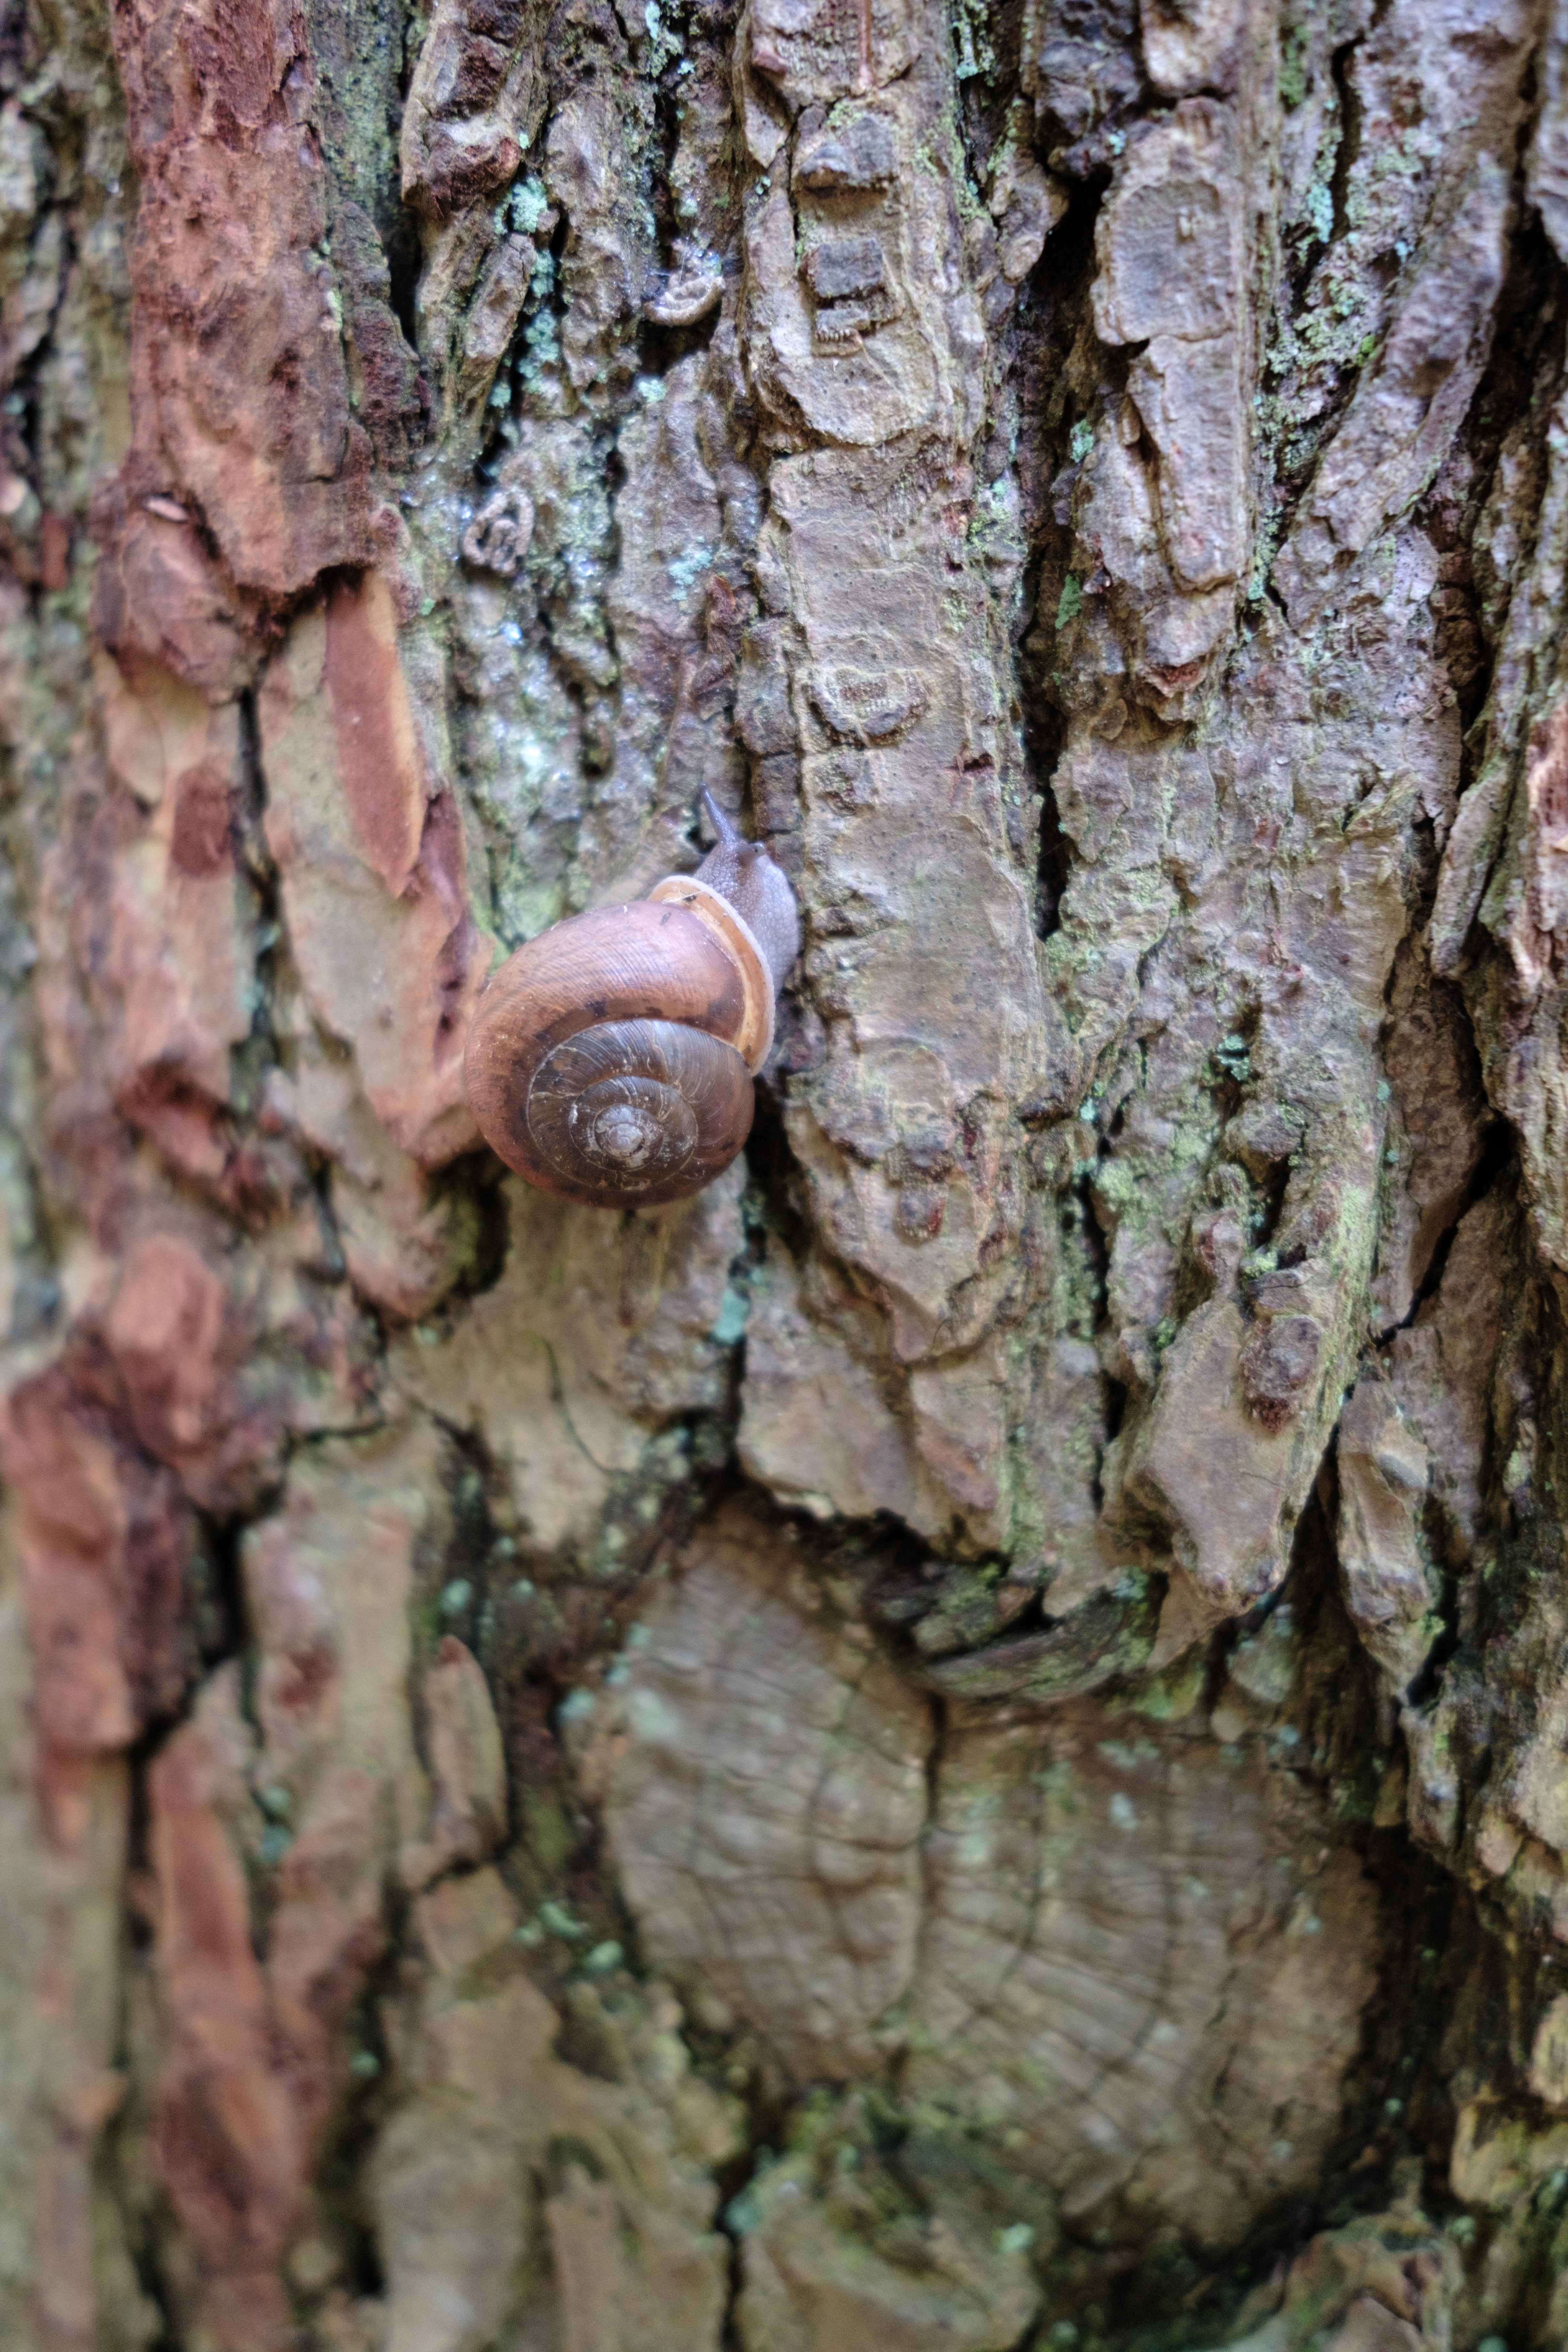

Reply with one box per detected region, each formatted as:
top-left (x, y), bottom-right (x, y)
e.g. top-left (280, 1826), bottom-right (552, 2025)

top-left (3, 0), bottom-right (1568, 2343)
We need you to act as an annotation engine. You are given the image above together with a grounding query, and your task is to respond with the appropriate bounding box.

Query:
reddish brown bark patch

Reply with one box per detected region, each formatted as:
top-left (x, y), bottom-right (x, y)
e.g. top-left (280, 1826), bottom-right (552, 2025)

top-left (149, 1719), bottom-right (301, 2352)
top-left (109, 0), bottom-right (375, 600)
top-left (91, 486), bottom-right (257, 698)
top-left (0, 1364), bottom-right (191, 1769)
top-left (323, 569), bottom-right (425, 896)
top-left (168, 767), bottom-right (239, 880)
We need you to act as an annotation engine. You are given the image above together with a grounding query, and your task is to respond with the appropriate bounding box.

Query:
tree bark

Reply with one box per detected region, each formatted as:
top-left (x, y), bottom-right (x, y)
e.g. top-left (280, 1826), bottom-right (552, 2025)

top-left (1, 0), bottom-right (1566, 2344)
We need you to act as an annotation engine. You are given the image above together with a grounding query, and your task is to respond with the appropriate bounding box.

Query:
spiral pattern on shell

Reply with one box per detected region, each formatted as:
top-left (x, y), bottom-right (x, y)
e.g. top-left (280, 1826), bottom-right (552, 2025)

top-left (464, 893), bottom-right (771, 1209)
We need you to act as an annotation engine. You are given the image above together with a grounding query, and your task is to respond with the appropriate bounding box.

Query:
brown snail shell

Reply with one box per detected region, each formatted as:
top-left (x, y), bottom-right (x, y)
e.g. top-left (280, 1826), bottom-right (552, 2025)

top-left (464, 802), bottom-right (797, 1210)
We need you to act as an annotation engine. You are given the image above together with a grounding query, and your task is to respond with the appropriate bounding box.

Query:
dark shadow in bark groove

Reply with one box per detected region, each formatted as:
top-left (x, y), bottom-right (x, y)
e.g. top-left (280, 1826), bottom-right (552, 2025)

top-left (381, 203), bottom-right (426, 361)
top-left (1013, 167), bottom-right (1103, 942)
top-left (1394, 1130), bottom-right (1512, 1337)
top-left (1326, 34), bottom-right (1367, 249)
top-left (637, 303), bottom-right (723, 381)
top-left (743, 1075), bottom-right (812, 1263)
top-left (190, 1510), bottom-right (248, 1674)
top-left (305, 1964), bottom-right (398, 2302)
top-left (1094, 1489), bottom-right (1466, 2339)
top-left (434, 1146), bottom-right (514, 1307)
top-left (98, 2106), bottom-right (182, 2352)
top-left (1032, 729), bottom-right (1073, 940)
top-left (234, 685), bottom-right (294, 1093)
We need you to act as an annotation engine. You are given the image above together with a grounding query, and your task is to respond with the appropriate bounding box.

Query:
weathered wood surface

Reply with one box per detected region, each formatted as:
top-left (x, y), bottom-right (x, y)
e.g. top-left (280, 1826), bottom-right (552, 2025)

top-left (2, 0), bottom-right (1568, 2344)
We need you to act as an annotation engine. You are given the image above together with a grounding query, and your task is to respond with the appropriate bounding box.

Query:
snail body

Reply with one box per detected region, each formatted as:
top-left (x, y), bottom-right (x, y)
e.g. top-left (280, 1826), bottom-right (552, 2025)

top-left (464, 795), bottom-right (799, 1209)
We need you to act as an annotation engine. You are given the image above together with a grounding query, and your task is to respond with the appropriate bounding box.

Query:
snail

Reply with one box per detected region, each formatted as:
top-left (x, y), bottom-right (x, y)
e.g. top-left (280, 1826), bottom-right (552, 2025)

top-left (464, 793), bottom-right (800, 1208)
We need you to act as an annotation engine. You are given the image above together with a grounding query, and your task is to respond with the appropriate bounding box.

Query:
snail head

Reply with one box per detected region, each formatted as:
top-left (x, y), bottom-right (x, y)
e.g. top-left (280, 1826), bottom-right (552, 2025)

top-left (695, 789), bottom-right (801, 986)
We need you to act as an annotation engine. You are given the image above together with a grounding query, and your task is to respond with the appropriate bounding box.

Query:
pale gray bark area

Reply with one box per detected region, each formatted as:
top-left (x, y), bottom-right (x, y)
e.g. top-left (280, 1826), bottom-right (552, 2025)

top-left (2, 0), bottom-right (1568, 2347)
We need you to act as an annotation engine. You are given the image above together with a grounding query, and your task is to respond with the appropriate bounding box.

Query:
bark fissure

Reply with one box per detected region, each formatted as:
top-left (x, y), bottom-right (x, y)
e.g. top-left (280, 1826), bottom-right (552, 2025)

top-left (12, 0), bottom-right (1568, 2345)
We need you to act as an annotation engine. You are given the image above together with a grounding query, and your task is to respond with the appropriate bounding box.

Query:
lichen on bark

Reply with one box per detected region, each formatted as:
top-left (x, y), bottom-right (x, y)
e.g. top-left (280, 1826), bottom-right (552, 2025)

top-left (6, 0), bottom-right (1568, 2346)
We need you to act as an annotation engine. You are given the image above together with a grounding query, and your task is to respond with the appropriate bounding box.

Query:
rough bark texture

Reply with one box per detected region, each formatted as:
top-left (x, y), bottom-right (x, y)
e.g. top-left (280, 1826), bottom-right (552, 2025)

top-left (7, 0), bottom-right (1568, 2345)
